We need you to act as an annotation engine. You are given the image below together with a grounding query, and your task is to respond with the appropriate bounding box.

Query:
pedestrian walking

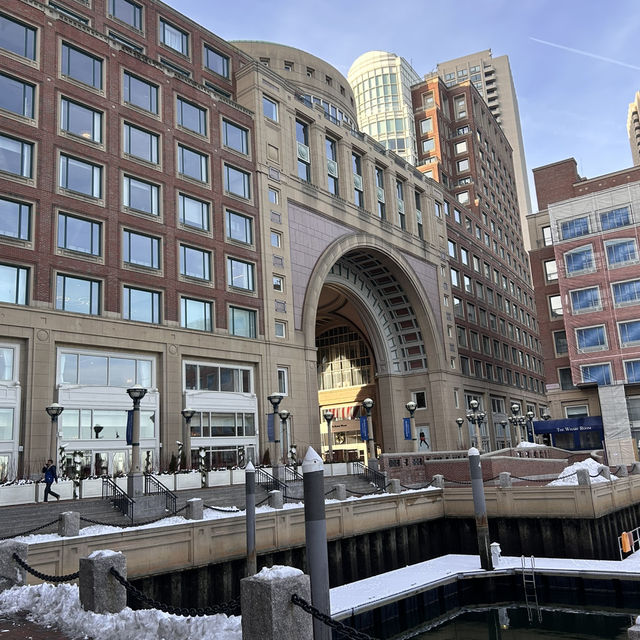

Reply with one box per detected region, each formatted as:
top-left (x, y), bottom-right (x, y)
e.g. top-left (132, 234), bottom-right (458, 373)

top-left (42, 459), bottom-right (60, 502)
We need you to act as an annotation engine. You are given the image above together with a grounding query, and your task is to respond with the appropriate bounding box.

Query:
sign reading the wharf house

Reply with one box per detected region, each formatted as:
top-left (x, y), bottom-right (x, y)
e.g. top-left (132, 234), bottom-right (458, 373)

top-left (556, 424), bottom-right (594, 432)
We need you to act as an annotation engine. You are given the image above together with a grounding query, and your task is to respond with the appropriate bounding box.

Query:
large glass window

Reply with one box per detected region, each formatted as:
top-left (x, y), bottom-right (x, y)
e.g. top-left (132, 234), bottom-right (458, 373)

top-left (625, 360), bottom-right (640, 383)
top-left (61, 97), bottom-right (102, 143)
top-left (0, 263), bottom-right (28, 305)
top-left (204, 44), bottom-right (229, 78)
top-left (226, 210), bottom-right (252, 245)
top-left (180, 244), bottom-right (210, 280)
top-left (565, 245), bottom-right (594, 275)
top-left (581, 363), bottom-right (611, 386)
top-left (123, 229), bottom-right (160, 269)
top-left (600, 206), bottom-right (630, 231)
top-left (59, 154), bottom-right (101, 197)
top-left (576, 326), bottom-right (607, 352)
top-left (570, 287), bottom-right (600, 313)
top-left (0, 73), bottom-right (35, 118)
top-left (109, 0), bottom-right (142, 29)
top-left (227, 257), bottom-right (254, 291)
top-left (123, 286), bottom-right (160, 323)
top-left (229, 306), bottom-right (256, 338)
top-left (177, 97), bottom-right (206, 135)
top-left (60, 409), bottom-right (154, 440)
top-left (181, 297), bottom-right (212, 331)
top-left (612, 279), bottom-right (640, 307)
top-left (179, 193), bottom-right (209, 231)
top-left (606, 239), bottom-right (637, 267)
top-left (159, 18), bottom-right (188, 55)
top-left (619, 320), bottom-right (640, 347)
top-left (184, 362), bottom-right (251, 392)
top-left (123, 122), bottom-right (159, 164)
top-left (326, 137), bottom-right (338, 196)
top-left (224, 164), bottom-right (251, 198)
top-left (0, 134), bottom-right (32, 178)
top-left (58, 213), bottom-right (101, 256)
top-left (59, 351), bottom-right (152, 387)
top-left (0, 13), bottom-right (36, 59)
top-left (55, 274), bottom-right (100, 314)
top-left (296, 120), bottom-right (310, 182)
top-left (375, 167), bottom-right (385, 219)
top-left (223, 120), bottom-right (248, 154)
top-left (0, 408), bottom-right (14, 441)
top-left (353, 152), bottom-right (364, 207)
top-left (178, 144), bottom-right (208, 182)
top-left (123, 72), bottom-right (158, 113)
top-left (61, 43), bottom-right (102, 89)
top-left (0, 197), bottom-right (30, 240)
top-left (560, 216), bottom-right (589, 240)
top-left (123, 175), bottom-right (159, 215)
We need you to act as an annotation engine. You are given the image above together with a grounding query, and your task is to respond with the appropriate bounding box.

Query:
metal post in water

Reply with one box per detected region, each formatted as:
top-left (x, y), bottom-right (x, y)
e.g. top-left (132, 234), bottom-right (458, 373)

top-left (468, 447), bottom-right (493, 571)
top-left (246, 461), bottom-right (256, 576)
top-left (302, 447), bottom-right (330, 640)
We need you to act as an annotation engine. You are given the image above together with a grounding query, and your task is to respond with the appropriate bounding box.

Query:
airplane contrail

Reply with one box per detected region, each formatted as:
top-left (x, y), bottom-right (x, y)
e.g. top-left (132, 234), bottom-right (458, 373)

top-left (530, 37), bottom-right (640, 71)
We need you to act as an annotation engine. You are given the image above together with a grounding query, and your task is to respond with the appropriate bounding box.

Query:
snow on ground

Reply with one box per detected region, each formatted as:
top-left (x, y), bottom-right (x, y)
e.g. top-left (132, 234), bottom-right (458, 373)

top-left (547, 457), bottom-right (617, 486)
top-left (516, 441), bottom-right (544, 448)
top-left (0, 583), bottom-right (241, 640)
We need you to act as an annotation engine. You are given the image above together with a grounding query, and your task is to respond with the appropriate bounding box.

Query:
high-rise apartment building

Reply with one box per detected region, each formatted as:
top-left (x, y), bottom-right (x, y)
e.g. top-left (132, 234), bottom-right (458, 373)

top-left (436, 50), bottom-right (533, 246)
top-left (627, 91), bottom-right (640, 166)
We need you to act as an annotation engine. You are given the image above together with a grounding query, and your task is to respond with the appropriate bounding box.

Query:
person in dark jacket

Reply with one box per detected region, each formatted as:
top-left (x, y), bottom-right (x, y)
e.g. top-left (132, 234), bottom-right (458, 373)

top-left (42, 459), bottom-right (60, 502)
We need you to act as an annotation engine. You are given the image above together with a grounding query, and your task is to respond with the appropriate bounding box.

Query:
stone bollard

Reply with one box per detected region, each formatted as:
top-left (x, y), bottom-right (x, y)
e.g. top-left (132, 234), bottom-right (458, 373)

top-left (499, 472), bottom-right (512, 489)
top-left (79, 550), bottom-right (127, 614)
top-left (431, 474), bottom-right (445, 489)
top-left (58, 511), bottom-right (80, 537)
top-left (334, 483), bottom-right (347, 500)
top-left (631, 463), bottom-right (640, 475)
top-left (241, 566), bottom-right (313, 640)
top-left (269, 490), bottom-right (283, 509)
top-left (0, 541), bottom-right (28, 591)
top-left (577, 468), bottom-right (591, 486)
top-left (186, 498), bottom-right (203, 520)
top-left (628, 622), bottom-right (640, 639)
top-left (618, 465), bottom-right (629, 478)
top-left (389, 478), bottom-right (402, 494)
top-left (599, 465), bottom-right (611, 480)
top-left (490, 542), bottom-right (502, 567)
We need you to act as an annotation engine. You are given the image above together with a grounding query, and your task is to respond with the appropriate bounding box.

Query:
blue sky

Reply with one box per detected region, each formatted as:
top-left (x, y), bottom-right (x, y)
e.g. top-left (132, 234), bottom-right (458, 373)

top-left (166, 0), bottom-right (639, 211)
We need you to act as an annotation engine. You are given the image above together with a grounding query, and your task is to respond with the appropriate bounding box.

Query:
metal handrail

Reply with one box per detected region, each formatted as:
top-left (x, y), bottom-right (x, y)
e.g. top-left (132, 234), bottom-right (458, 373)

top-left (144, 474), bottom-right (177, 514)
top-left (102, 477), bottom-right (134, 522)
top-left (352, 461), bottom-right (386, 490)
top-left (284, 465), bottom-right (303, 483)
top-left (255, 467), bottom-right (287, 492)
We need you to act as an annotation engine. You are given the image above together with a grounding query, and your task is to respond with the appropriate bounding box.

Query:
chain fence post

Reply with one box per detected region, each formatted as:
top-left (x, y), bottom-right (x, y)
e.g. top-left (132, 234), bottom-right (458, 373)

top-left (58, 511), bottom-right (80, 537)
top-left (334, 483), bottom-right (346, 500)
top-left (246, 461), bottom-right (257, 576)
top-left (432, 474), bottom-right (445, 489)
top-left (599, 465), bottom-right (611, 480)
top-left (268, 489), bottom-right (283, 509)
top-left (79, 550), bottom-right (127, 614)
top-left (185, 498), bottom-right (203, 520)
top-left (0, 541), bottom-right (27, 592)
top-left (577, 468), bottom-right (591, 486)
top-left (628, 622), bottom-right (640, 638)
top-left (468, 447), bottom-right (493, 571)
top-left (389, 478), bottom-right (401, 494)
top-left (499, 472), bottom-right (512, 489)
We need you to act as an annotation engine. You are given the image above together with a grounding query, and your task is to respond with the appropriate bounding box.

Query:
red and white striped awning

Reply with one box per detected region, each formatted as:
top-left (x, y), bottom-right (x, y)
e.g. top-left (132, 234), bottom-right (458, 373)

top-left (322, 405), bottom-right (358, 421)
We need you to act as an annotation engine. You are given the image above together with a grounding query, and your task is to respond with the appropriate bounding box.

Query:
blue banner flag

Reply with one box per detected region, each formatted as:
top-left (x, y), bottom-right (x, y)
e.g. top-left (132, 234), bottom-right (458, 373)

top-left (359, 416), bottom-right (369, 441)
top-left (126, 410), bottom-right (133, 445)
top-left (267, 413), bottom-right (275, 442)
top-left (403, 417), bottom-right (412, 440)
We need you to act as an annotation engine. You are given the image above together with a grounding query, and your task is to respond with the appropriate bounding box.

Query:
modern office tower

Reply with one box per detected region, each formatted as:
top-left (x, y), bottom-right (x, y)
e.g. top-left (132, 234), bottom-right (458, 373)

top-left (627, 91), bottom-right (640, 166)
top-left (347, 51), bottom-right (421, 166)
top-left (436, 50), bottom-right (533, 246)
top-left (528, 158), bottom-right (640, 463)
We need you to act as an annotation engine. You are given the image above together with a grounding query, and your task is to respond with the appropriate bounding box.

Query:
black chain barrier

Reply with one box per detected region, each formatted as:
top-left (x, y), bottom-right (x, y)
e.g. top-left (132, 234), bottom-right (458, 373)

top-left (204, 504), bottom-right (242, 513)
top-left (109, 567), bottom-right (240, 617)
top-left (13, 553), bottom-right (79, 583)
top-left (346, 488), bottom-right (381, 496)
top-left (511, 474), bottom-right (555, 483)
top-left (324, 487), bottom-right (336, 496)
top-left (291, 593), bottom-right (376, 640)
top-left (400, 481), bottom-right (434, 490)
top-left (79, 512), bottom-right (173, 528)
top-left (0, 519), bottom-right (58, 540)
top-left (441, 477), bottom-right (472, 485)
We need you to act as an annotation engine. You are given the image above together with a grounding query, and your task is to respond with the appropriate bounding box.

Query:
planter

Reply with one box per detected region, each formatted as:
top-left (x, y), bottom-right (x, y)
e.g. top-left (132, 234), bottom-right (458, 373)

top-left (175, 472), bottom-right (202, 490)
top-left (153, 474), bottom-right (175, 491)
top-left (114, 476), bottom-right (128, 492)
top-left (0, 483), bottom-right (35, 506)
top-left (207, 470), bottom-right (230, 487)
top-left (37, 480), bottom-right (74, 502)
top-left (326, 463), bottom-right (347, 477)
top-left (231, 469), bottom-right (246, 485)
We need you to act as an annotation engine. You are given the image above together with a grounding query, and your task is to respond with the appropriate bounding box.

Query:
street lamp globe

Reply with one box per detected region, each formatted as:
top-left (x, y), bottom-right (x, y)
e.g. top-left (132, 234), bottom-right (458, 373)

top-left (46, 403), bottom-right (64, 419)
top-left (181, 408), bottom-right (195, 420)
top-left (278, 409), bottom-right (290, 422)
top-left (127, 384), bottom-right (147, 402)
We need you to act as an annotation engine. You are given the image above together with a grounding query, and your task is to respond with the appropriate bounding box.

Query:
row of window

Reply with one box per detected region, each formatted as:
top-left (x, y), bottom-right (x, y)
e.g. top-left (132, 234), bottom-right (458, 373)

top-left (558, 205), bottom-right (634, 241)
top-left (547, 279), bottom-right (640, 317)
top-left (555, 362), bottom-right (640, 388)
top-left (459, 356), bottom-right (543, 394)
top-left (555, 319), bottom-right (640, 353)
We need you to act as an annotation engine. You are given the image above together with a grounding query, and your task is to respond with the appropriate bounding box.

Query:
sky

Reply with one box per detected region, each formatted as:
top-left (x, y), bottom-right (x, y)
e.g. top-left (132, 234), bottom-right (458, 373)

top-left (164, 0), bottom-right (639, 211)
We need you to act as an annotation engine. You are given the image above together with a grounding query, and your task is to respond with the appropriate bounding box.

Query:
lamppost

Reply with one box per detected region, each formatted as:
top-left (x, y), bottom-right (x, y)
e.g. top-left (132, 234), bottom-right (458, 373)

top-left (279, 409), bottom-right (291, 465)
top-left (181, 408), bottom-right (195, 469)
top-left (525, 410), bottom-right (535, 443)
top-left (499, 419), bottom-right (509, 447)
top-left (45, 403), bottom-right (64, 464)
top-left (455, 417), bottom-right (465, 449)
top-left (323, 409), bottom-right (334, 462)
top-left (405, 401), bottom-right (417, 451)
top-left (126, 384), bottom-right (147, 497)
top-left (466, 399), bottom-right (486, 451)
top-left (362, 398), bottom-right (375, 463)
top-left (508, 403), bottom-right (526, 443)
top-left (267, 393), bottom-right (284, 468)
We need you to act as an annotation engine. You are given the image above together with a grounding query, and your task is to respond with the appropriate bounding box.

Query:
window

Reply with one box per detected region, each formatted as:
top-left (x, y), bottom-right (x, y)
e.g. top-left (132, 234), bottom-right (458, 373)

top-left (229, 306), bottom-right (256, 338)
top-left (224, 164), bottom-right (251, 199)
top-left (178, 144), bottom-right (208, 182)
top-left (61, 43), bottom-right (102, 89)
top-left (549, 294), bottom-right (563, 319)
top-left (0, 197), bottom-right (30, 240)
top-left (109, 0), bottom-right (142, 29)
top-left (565, 245), bottom-right (594, 275)
top-left (457, 191), bottom-right (469, 205)
top-left (159, 18), bottom-right (188, 55)
top-left (108, 29), bottom-right (144, 52)
top-left (600, 206), bottom-right (630, 231)
top-left (179, 193), bottom-right (209, 231)
top-left (204, 44), bottom-right (229, 78)
top-left (123, 122), bottom-right (159, 164)
top-left (352, 153), bottom-right (364, 207)
top-left (558, 367), bottom-right (574, 390)
top-left (263, 96), bottom-right (278, 121)
top-left (420, 118), bottom-right (432, 134)
top-left (223, 120), bottom-right (248, 154)
top-left (177, 97), bottom-right (206, 135)
top-left (296, 120), bottom-right (310, 182)
top-left (326, 137), bottom-right (338, 195)
top-left (181, 297), bottom-right (212, 331)
top-left (0, 134), bottom-right (32, 178)
top-left (227, 257), bottom-right (254, 291)
top-left (553, 330), bottom-right (568, 355)
top-left (570, 287), bottom-right (600, 313)
top-left (123, 175), bottom-right (158, 215)
top-left (612, 280), bottom-right (640, 307)
top-left (270, 230), bottom-right (281, 248)
top-left (560, 216), bottom-right (589, 240)
top-left (277, 367), bottom-right (288, 395)
top-left (375, 167), bottom-right (385, 219)
top-left (606, 239), bottom-right (637, 267)
top-left (123, 286), bottom-right (160, 323)
top-left (226, 210), bottom-right (252, 245)
top-left (160, 56), bottom-right (190, 77)
top-left (58, 213), bottom-right (100, 256)
top-left (273, 275), bottom-right (284, 292)
top-left (581, 363), bottom-right (611, 386)
top-left (450, 268), bottom-right (459, 288)
top-left (625, 360), bottom-right (640, 383)
top-left (61, 97), bottom-right (102, 143)
top-left (453, 296), bottom-right (463, 317)
top-left (454, 140), bottom-right (467, 154)
top-left (123, 72), bottom-right (158, 113)
top-left (415, 191), bottom-right (423, 239)
top-left (59, 154), bottom-right (101, 197)
top-left (268, 187), bottom-right (279, 205)
top-left (184, 362), bottom-right (251, 392)
top-left (0, 263), bottom-right (28, 305)
top-left (180, 245), bottom-right (210, 280)
top-left (543, 259), bottom-right (558, 281)
top-left (55, 274), bottom-right (100, 314)
top-left (576, 326), bottom-right (607, 352)
top-left (463, 274), bottom-right (472, 293)
top-left (0, 73), bottom-right (35, 118)
top-left (58, 350), bottom-right (153, 387)
top-left (421, 138), bottom-right (435, 153)
top-left (456, 158), bottom-right (469, 172)
top-left (123, 229), bottom-right (160, 269)
top-left (275, 321), bottom-right (286, 338)
top-left (620, 320), bottom-right (640, 347)
top-left (0, 13), bottom-right (36, 60)
top-left (542, 226), bottom-right (553, 246)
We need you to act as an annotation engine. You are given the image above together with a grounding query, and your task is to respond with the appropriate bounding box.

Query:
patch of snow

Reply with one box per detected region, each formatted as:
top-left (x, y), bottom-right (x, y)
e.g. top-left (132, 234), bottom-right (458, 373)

top-left (547, 457), bottom-right (617, 486)
top-left (516, 441), bottom-right (544, 448)
top-left (254, 565), bottom-right (303, 581)
top-left (468, 447), bottom-right (479, 456)
top-left (88, 549), bottom-right (121, 559)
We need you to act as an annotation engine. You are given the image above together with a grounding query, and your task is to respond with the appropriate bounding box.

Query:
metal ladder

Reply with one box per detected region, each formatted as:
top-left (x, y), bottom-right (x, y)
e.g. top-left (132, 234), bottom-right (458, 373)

top-left (521, 555), bottom-right (542, 623)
